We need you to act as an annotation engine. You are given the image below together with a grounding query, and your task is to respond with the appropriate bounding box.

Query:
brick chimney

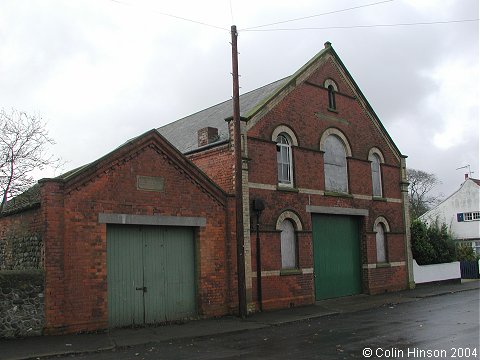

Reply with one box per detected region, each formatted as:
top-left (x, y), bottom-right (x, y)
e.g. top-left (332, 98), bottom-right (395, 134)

top-left (198, 127), bottom-right (219, 147)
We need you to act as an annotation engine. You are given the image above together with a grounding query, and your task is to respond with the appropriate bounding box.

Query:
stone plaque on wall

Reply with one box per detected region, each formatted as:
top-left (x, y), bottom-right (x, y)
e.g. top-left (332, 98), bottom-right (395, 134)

top-left (137, 175), bottom-right (165, 192)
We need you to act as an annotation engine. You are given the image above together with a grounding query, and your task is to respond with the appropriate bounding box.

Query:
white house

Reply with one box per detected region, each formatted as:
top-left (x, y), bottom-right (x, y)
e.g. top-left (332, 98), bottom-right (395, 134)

top-left (420, 177), bottom-right (480, 254)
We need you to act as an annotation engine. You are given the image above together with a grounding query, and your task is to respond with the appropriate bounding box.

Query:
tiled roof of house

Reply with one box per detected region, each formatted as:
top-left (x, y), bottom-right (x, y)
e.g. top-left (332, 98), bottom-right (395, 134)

top-left (1, 184), bottom-right (41, 216)
top-left (157, 77), bottom-right (290, 154)
top-left (3, 43), bottom-right (408, 216)
top-left (0, 79), bottom-right (291, 216)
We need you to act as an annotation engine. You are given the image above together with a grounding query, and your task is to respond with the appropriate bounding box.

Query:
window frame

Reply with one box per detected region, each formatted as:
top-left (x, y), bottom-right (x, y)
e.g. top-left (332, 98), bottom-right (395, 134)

top-left (276, 134), bottom-right (294, 187)
top-left (276, 211), bottom-right (303, 272)
top-left (321, 133), bottom-right (350, 193)
top-left (279, 219), bottom-right (298, 270)
top-left (327, 85), bottom-right (336, 110)
top-left (368, 148), bottom-right (385, 198)
top-left (324, 79), bottom-right (339, 111)
top-left (463, 212), bottom-right (480, 221)
top-left (373, 217), bottom-right (390, 264)
top-left (375, 223), bottom-right (387, 263)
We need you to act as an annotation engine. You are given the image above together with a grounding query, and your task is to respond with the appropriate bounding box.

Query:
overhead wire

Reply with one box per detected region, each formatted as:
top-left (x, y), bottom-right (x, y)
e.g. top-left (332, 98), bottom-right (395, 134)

top-left (106, 0), bottom-right (477, 34)
top-left (239, 0), bottom-right (395, 31)
top-left (108, 0), bottom-right (230, 32)
top-left (241, 18), bottom-right (479, 32)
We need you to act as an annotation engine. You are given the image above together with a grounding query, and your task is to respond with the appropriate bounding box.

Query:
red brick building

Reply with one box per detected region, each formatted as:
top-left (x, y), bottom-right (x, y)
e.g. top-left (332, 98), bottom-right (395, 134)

top-left (159, 41), bottom-right (413, 311)
top-left (0, 43), bottom-right (413, 335)
top-left (1, 131), bottom-right (236, 334)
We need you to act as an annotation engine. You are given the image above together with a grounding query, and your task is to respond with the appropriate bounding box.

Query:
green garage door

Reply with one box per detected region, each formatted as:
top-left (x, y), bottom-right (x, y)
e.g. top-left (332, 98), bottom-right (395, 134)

top-left (312, 214), bottom-right (361, 300)
top-left (107, 225), bottom-right (196, 327)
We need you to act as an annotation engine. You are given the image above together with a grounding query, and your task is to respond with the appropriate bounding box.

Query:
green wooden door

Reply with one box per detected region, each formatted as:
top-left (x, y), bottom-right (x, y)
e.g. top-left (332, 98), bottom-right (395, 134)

top-left (107, 225), bottom-right (144, 327)
top-left (312, 214), bottom-right (361, 300)
top-left (107, 225), bottom-right (196, 327)
top-left (143, 227), bottom-right (196, 323)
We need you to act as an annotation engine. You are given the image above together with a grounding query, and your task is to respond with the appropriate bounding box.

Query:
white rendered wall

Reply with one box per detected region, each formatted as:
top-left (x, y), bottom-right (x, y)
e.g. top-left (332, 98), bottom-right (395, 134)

top-left (420, 180), bottom-right (479, 240)
top-left (413, 259), bottom-right (461, 284)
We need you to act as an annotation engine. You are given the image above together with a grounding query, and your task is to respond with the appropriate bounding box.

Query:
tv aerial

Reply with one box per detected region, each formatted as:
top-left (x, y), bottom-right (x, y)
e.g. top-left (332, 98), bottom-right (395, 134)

top-left (456, 164), bottom-right (474, 178)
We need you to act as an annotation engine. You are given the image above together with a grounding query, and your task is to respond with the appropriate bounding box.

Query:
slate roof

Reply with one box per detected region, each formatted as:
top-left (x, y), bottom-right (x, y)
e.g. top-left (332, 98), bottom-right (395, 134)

top-left (158, 77), bottom-right (290, 154)
top-left (1, 184), bottom-right (41, 216)
top-left (3, 43), bottom-right (407, 216)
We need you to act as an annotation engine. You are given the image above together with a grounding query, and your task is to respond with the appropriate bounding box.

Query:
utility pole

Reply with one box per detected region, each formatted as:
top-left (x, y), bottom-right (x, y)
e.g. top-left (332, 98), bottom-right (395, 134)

top-left (231, 25), bottom-right (247, 318)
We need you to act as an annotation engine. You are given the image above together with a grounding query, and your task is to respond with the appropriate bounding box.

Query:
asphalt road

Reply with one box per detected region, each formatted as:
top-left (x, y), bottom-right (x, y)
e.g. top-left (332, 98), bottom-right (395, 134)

top-left (56, 290), bottom-right (479, 360)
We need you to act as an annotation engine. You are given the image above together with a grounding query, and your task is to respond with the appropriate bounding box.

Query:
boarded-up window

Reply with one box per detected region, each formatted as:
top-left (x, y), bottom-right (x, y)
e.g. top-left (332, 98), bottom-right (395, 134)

top-left (369, 153), bottom-right (382, 197)
top-left (324, 135), bottom-right (348, 193)
top-left (375, 223), bottom-right (387, 263)
top-left (280, 219), bottom-right (296, 269)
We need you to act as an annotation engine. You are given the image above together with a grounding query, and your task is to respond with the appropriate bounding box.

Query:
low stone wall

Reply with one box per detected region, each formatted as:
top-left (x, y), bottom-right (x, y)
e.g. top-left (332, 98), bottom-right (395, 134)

top-left (0, 270), bottom-right (44, 338)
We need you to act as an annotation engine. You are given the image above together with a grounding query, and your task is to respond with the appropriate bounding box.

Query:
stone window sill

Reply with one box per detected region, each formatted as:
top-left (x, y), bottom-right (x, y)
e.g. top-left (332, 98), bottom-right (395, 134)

top-left (280, 269), bottom-right (302, 276)
top-left (277, 185), bottom-right (299, 193)
top-left (324, 191), bottom-right (353, 198)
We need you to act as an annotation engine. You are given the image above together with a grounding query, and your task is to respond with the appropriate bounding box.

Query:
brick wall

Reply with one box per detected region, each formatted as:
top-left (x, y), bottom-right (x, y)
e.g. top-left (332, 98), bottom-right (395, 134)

top-left (242, 57), bottom-right (407, 309)
top-left (40, 137), bottom-right (232, 334)
top-left (188, 144), bottom-right (235, 193)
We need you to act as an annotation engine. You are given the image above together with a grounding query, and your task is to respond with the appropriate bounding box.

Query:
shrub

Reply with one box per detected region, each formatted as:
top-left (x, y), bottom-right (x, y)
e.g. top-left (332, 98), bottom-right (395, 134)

top-left (411, 220), bottom-right (456, 265)
top-left (456, 243), bottom-right (478, 262)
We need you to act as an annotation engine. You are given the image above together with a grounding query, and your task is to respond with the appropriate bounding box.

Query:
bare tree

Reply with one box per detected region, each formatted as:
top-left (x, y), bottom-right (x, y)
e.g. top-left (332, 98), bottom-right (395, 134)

top-left (407, 168), bottom-right (442, 220)
top-left (0, 109), bottom-right (61, 213)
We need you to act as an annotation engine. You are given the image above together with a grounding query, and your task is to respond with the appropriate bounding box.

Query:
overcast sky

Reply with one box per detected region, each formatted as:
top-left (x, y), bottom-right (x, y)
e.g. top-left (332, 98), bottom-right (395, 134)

top-left (1, 0), bottom-right (478, 198)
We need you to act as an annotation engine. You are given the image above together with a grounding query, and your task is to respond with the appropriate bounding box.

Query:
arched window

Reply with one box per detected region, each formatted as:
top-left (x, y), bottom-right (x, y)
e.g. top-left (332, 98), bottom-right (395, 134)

top-left (280, 219), bottom-right (297, 269)
top-left (373, 217), bottom-right (390, 264)
top-left (276, 134), bottom-right (293, 186)
top-left (276, 211), bottom-right (302, 270)
top-left (323, 135), bottom-right (348, 193)
top-left (369, 153), bottom-right (382, 197)
top-left (324, 79), bottom-right (338, 110)
top-left (375, 223), bottom-right (387, 263)
top-left (328, 85), bottom-right (336, 110)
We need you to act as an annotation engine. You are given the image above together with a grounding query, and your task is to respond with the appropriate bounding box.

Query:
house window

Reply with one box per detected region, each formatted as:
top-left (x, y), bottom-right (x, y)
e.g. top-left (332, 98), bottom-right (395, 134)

top-left (328, 85), bottom-right (336, 110)
top-left (280, 219), bottom-right (297, 269)
top-left (369, 153), bottom-right (382, 197)
top-left (324, 135), bottom-right (348, 193)
top-left (375, 223), bottom-right (387, 263)
top-left (324, 79), bottom-right (338, 110)
top-left (458, 212), bottom-right (480, 222)
top-left (276, 134), bottom-right (293, 186)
